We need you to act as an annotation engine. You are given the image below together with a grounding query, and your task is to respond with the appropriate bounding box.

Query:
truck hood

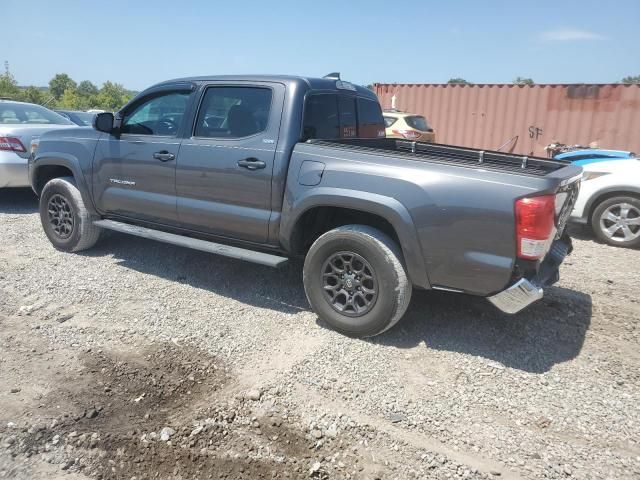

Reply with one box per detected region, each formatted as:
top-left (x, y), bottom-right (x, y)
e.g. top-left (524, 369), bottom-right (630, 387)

top-left (39, 125), bottom-right (100, 141)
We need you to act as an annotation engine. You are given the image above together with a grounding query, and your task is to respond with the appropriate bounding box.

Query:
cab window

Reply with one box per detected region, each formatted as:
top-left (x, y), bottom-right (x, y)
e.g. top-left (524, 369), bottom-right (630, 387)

top-left (302, 94), bottom-right (340, 140)
top-left (194, 86), bottom-right (272, 138)
top-left (303, 94), bottom-right (385, 140)
top-left (338, 96), bottom-right (357, 138)
top-left (358, 98), bottom-right (385, 138)
top-left (121, 91), bottom-right (190, 136)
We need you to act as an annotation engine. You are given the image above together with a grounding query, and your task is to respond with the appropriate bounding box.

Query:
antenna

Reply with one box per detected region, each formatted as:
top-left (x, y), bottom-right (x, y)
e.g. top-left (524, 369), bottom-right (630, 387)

top-left (323, 72), bottom-right (340, 80)
top-left (3, 61), bottom-right (9, 76)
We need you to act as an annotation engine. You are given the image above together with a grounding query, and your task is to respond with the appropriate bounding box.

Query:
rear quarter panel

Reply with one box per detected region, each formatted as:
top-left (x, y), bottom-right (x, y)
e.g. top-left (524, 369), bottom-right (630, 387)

top-left (283, 143), bottom-right (563, 295)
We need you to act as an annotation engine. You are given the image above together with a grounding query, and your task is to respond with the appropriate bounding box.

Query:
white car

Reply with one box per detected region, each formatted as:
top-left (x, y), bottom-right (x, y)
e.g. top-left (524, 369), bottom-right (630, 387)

top-left (569, 156), bottom-right (640, 248)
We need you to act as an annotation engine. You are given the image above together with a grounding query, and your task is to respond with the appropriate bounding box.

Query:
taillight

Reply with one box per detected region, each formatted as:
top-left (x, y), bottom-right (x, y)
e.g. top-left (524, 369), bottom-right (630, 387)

top-left (0, 136), bottom-right (26, 153)
top-left (392, 129), bottom-right (421, 140)
top-left (515, 195), bottom-right (556, 260)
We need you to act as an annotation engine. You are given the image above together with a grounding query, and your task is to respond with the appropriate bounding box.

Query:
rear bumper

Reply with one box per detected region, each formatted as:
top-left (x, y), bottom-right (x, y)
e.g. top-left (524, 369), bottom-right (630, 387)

top-left (488, 237), bottom-right (572, 314)
top-left (0, 152), bottom-right (29, 188)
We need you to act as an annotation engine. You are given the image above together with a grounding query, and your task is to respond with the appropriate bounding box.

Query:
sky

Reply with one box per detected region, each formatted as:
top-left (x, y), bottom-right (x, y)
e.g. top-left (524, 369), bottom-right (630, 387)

top-left (4, 0), bottom-right (640, 91)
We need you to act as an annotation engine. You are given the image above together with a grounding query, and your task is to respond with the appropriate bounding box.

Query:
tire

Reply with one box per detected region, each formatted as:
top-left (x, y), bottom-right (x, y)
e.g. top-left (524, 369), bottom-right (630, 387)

top-left (590, 195), bottom-right (640, 248)
top-left (303, 225), bottom-right (412, 338)
top-left (39, 176), bottom-right (101, 252)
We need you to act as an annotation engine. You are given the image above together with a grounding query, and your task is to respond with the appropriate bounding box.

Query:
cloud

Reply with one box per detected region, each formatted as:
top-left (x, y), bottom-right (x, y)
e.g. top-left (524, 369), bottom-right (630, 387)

top-left (540, 28), bottom-right (606, 41)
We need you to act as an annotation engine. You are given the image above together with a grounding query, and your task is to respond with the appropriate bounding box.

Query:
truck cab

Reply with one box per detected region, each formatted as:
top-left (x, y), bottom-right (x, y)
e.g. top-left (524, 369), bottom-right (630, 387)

top-left (85, 76), bottom-right (384, 245)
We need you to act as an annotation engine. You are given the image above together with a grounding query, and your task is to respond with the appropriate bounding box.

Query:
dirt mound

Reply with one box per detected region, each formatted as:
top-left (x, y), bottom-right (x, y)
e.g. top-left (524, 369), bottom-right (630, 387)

top-left (1, 345), bottom-right (347, 479)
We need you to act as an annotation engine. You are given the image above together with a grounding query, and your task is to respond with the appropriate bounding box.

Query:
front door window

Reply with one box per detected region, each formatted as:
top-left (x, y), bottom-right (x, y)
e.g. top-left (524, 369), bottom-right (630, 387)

top-left (121, 92), bottom-right (190, 136)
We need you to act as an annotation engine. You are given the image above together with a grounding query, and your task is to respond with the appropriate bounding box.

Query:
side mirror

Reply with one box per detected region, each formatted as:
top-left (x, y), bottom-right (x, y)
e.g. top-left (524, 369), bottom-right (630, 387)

top-left (93, 112), bottom-right (114, 133)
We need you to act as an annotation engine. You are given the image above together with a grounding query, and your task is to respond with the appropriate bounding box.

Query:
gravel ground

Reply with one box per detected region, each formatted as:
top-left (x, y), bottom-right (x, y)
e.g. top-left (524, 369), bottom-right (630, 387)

top-left (0, 188), bottom-right (639, 479)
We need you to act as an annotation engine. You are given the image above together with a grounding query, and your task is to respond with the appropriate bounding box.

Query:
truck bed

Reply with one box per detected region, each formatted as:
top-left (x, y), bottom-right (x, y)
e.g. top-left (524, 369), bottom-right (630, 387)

top-left (307, 138), bottom-right (566, 177)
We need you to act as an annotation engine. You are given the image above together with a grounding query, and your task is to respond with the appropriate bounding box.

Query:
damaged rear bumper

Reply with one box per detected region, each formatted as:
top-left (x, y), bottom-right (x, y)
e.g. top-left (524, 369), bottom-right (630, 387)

top-left (488, 237), bottom-right (572, 314)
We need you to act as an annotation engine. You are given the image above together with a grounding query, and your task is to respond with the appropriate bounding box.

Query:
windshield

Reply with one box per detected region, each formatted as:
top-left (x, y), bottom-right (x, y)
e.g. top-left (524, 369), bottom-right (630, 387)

top-left (405, 115), bottom-right (429, 131)
top-left (0, 103), bottom-right (73, 125)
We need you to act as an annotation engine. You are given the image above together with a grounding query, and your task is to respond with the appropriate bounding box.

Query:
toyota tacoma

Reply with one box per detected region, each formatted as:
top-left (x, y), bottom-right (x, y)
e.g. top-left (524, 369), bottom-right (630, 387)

top-left (29, 74), bottom-right (582, 337)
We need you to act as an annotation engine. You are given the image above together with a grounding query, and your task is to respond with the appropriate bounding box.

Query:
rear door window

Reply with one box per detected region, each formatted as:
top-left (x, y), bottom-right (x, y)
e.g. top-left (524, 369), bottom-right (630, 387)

top-left (358, 98), bottom-right (385, 138)
top-left (194, 86), bottom-right (273, 138)
top-left (303, 94), bottom-right (385, 140)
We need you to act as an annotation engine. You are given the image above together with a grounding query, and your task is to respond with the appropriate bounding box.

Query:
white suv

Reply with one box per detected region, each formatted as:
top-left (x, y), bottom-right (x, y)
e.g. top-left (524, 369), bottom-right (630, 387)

top-left (566, 153), bottom-right (640, 248)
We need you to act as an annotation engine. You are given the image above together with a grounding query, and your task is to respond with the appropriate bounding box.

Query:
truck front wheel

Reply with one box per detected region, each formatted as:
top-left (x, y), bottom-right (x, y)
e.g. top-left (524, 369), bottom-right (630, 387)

top-left (39, 176), bottom-right (101, 252)
top-left (303, 225), bottom-right (412, 338)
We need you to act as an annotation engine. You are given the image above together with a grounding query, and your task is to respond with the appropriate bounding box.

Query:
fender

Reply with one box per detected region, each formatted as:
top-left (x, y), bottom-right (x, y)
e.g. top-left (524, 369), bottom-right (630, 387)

top-left (30, 152), bottom-right (99, 216)
top-left (583, 185), bottom-right (640, 220)
top-left (280, 186), bottom-right (430, 289)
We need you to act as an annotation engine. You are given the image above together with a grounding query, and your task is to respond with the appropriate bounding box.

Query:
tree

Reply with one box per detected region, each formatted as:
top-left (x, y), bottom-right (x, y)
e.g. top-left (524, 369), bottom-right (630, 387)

top-left (58, 88), bottom-right (86, 110)
top-left (513, 77), bottom-right (535, 85)
top-left (621, 75), bottom-right (640, 84)
top-left (94, 81), bottom-right (132, 110)
top-left (0, 71), bottom-right (20, 99)
top-left (447, 78), bottom-right (472, 85)
top-left (49, 73), bottom-right (77, 99)
top-left (77, 80), bottom-right (98, 97)
top-left (20, 86), bottom-right (48, 105)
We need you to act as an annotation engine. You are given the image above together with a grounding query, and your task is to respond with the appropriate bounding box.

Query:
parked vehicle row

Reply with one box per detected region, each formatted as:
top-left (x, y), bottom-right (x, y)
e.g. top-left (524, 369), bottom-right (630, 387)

top-left (2, 89), bottom-right (638, 256)
top-left (29, 74), bottom-right (581, 337)
top-left (54, 109), bottom-right (97, 126)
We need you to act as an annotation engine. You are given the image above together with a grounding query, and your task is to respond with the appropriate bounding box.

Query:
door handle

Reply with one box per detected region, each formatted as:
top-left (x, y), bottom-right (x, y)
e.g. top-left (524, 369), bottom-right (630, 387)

top-left (153, 151), bottom-right (175, 162)
top-left (237, 157), bottom-right (266, 170)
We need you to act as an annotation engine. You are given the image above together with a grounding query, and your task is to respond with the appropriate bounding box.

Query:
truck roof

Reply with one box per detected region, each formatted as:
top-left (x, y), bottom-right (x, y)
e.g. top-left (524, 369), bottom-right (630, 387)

top-left (151, 75), bottom-right (378, 100)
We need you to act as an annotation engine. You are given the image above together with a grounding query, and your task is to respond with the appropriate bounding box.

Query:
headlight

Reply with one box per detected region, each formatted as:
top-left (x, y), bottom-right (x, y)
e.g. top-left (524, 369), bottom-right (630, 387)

top-left (582, 171), bottom-right (609, 181)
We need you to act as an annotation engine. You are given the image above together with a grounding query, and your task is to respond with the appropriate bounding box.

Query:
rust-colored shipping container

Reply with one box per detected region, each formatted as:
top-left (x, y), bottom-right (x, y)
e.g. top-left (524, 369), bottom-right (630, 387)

top-left (374, 83), bottom-right (640, 156)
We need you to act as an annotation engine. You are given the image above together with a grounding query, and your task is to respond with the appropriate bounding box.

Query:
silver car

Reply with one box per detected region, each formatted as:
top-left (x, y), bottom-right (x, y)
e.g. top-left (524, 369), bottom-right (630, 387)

top-left (1, 100), bottom-right (75, 188)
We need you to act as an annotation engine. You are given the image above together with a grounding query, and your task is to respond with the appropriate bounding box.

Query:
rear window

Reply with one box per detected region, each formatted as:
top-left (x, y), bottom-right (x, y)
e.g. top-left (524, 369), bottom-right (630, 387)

top-left (405, 115), bottom-right (430, 131)
top-left (338, 96), bottom-right (357, 138)
top-left (358, 98), bottom-right (385, 138)
top-left (303, 94), bottom-right (385, 140)
top-left (0, 103), bottom-right (73, 125)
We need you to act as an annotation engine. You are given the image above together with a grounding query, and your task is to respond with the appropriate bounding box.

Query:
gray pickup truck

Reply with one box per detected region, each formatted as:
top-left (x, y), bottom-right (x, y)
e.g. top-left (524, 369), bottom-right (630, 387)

top-left (29, 74), bottom-right (582, 337)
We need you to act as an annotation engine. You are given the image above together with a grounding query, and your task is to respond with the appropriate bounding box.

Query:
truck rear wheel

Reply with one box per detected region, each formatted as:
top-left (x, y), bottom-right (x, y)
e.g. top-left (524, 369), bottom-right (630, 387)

top-left (303, 225), bottom-right (412, 338)
top-left (39, 177), bottom-right (101, 252)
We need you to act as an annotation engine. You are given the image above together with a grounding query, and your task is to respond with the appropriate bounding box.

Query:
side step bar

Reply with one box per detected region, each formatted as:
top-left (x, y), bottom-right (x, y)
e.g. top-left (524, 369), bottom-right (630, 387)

top-left (93, 219), bottom-right (289, 268)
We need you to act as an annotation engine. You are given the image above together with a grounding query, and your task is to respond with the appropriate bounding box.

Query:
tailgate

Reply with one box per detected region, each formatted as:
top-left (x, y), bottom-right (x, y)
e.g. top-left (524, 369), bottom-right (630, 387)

top-left (546, 164), bottom-right (582, 238)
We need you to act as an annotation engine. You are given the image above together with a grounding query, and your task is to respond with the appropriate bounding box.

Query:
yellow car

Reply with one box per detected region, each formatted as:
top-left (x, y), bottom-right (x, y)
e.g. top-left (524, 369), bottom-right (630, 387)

top-left (383, 109), bottom-right (436, 143)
